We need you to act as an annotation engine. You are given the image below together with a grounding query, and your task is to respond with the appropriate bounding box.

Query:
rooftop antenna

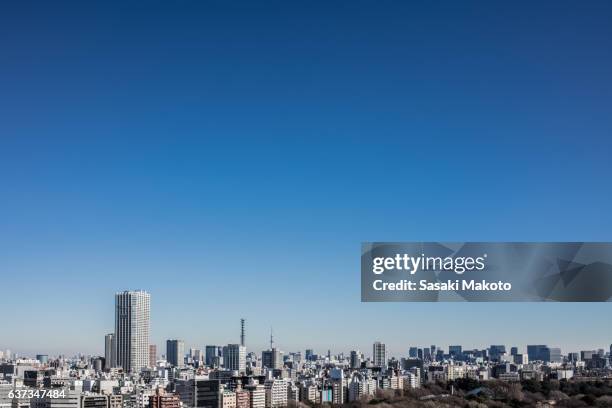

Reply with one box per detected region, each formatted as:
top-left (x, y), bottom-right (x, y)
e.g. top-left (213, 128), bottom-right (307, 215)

top-left (240, 318), bottom-right (245, 347)
top-left (270, 327), bottom-right (274, 350)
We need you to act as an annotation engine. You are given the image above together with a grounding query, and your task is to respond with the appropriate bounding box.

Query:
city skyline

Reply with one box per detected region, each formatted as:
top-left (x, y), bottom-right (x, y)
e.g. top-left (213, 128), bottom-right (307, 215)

top-left (4, 288), bottom-right (612, 407)
top-left (2, 0), bottom-right (612, 358)
top-left (1, 289), bottom-right (610, 358)
top-left (2, 1), bottom-right (612, 407)
top-left (2, 341), bottom-right (610, 364)
top-left (3, 338), bottom-right (611, 366)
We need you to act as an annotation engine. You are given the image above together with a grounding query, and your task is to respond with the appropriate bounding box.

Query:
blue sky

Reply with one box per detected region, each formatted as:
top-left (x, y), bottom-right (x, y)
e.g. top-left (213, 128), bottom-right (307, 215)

top-left (1, 1), bottom-right (612, 357)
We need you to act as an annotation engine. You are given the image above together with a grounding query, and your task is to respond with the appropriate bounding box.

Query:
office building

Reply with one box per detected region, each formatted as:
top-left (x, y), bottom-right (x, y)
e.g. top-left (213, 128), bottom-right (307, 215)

top-left (528, 345), bottom-right (561, 362)
top-left (195, 380), bottom-right (221, 408)
top-left (349, 350), bottom-right (361, 369)
top-left (167, 340), bottom-right (185, 367)
top-left (150, 388), bottom-right (181, 408)
top-left (81, 395), bottom-right (109, 408)
top-left (36, 355), bottom-right (48, 364)
top-left (31, 390), bottom-right (81, 408)
top-left (104, 334), bottom-right (115, 369)
top-left (545, 347), bottom-right (562, 363)
top-left (221, 389), bottom-right (236, 408)
top-left (149, 345), bottom-right (157, 368)
top-left (489, 345), bottom-right (506, 362)
top-left (205, 346), bottom-right (222, 367)
top-left (115, 290), bottom-right (151, 372)
top-left (527, 345), bottom-right (547, 362)
top-left (225, 344), bottom-right (246, 373)
top-left (109, 396), bottom-right (122, 408)
top-left (261, 349), bottom-right (282, 370)
top-left (449, 346), bottom-right (462, 358)
top-left (264, 379), bottom-right (288, 408)
top-left (244, 383), bottom-right (265, 408)
top-left (372, 342), bottom-right (387, 368)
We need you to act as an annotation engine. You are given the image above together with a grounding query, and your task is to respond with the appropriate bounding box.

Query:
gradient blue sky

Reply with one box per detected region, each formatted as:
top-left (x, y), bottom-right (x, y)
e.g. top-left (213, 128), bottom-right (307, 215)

top-left (1, 1), bottom-right (612, 358)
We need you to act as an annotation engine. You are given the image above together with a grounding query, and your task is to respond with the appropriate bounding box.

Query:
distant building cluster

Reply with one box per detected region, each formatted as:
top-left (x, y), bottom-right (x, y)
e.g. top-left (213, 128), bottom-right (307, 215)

top-left (2, 290), bottom-right (612, 408)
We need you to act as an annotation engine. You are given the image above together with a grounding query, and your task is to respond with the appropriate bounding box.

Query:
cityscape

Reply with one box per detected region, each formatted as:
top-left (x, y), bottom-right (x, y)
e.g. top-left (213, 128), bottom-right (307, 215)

top-left (3, 0), bottom-right (612, 406)
top-left (2, 291), bottom-right (612, 408)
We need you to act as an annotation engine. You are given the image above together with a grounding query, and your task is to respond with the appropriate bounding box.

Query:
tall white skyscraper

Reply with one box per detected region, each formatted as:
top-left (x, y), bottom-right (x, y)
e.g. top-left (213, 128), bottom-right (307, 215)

top-left (373, 341), bottom-right (387, 368)
top-left (104, 333), bottom-right (116, 369)
top-left (115, 290), bottom-right (150, 372)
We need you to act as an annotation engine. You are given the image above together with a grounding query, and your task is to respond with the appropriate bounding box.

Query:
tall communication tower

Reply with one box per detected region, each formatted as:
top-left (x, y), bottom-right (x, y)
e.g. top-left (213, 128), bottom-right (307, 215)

top-left (240, 318), bottom-right (245, 347)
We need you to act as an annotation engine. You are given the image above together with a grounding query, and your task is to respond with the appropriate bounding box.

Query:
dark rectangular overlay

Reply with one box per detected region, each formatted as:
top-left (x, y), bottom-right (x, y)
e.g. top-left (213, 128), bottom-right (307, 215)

top-left (361, 242), bottom-right (612, 302)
